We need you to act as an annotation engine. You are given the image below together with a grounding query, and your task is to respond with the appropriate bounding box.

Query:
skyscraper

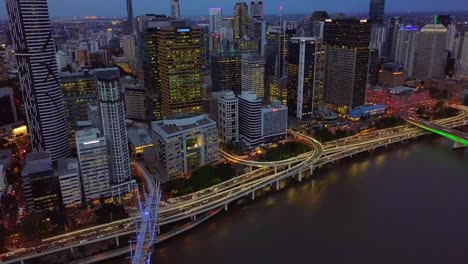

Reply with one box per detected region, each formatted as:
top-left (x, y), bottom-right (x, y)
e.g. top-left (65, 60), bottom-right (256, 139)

top-left (287, 37), bottom-right (323, 120)
top-left (211, 51), bottom-right (242, 94)
top-left (241, 53), bottom-right (265, 98)
top-left (385, 16), bottom-right (402, 59)
top-left (171, 0), bottom-right (181, 20)
top-left (324, 18), bottom-right (372, 111)
top-left (125, 0), bottom-right (134, 34)
top-left (414, 24), bottom-right (448, 80)
top-left (250, 0), bottom-right (263, 19)
top-left (95, 68), bottom-right (132, 192)
top-left (369, 0), bottom-right (385, 25)
top-left (211, 91), bottom-right (239, 143)
top-left (394, 25), bottom-right (418, 77)
top-left (234, 2), bottom-right (249, 40)
top-left (60, 70), bottom-right (97, 145)
top-left (6, 0), bottom-right (70, 161)
top-left (238, 91), bottom-right (263, 147)
top-left (209, 8), bottom-right (223, 33)
top-left (158, 27), bottom-right (204, 116)
top-left (309, 11), bottom-right (329, 38)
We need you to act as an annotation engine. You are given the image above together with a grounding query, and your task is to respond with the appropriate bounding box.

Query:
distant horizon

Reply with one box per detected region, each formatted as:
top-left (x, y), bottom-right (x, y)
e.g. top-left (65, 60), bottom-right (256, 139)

top-left (1, 0), bottom-right (467, 20)
top-left (1, 10), bottom-right (468, 21)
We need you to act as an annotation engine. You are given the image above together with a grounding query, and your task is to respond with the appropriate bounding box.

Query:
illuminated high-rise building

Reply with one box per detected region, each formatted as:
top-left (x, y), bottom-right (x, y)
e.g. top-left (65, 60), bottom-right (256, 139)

top-left (414, 23), bottom-right (448, 80)
top-left (60, 70), bottom-right (97, 145)
top-left (234, 2), bottom-right (248, 40)
top-left (395, 25), bottom-right (418, 77)
top-left (323, 18), bottom-right (371, 111)
top-left (211, 51), bottom-right (242, 94)
top-left (158, 27), bottom-right (204, 116)
top-left (96, 68), bottom-right (132, 196)
top-left (266, 22), bottom-right (297, 78)
top-left (241, 53), bottom-right (265, 98)
top-left (6, 0), bottom-right (70, 161)
top-left (369, 0), bottom-right (385, 25)
top-left (287, 37), bottom-right (325, 120)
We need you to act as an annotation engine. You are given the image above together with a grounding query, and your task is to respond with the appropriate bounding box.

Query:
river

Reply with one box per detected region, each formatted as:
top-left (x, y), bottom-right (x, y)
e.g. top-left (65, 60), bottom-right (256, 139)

top-left (109, 137), bottom-right (468, 264)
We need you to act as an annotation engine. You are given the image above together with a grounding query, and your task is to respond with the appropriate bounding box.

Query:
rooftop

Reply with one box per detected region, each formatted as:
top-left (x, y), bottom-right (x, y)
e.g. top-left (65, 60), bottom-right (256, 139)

top-left (128, 128), bottom-right (153, 146)
top-left (26, 151), bottom-right (51, 163)
top-left (389, 86), bottom-right (416, 94)
top-left (421, 23), bottom-right (447, 33)
top-left (153, 114), bottom-right (215, 136)
top-left (57, 158), bottom-right (79, 176)
top-left (0, 149), bottom-right (12, 165)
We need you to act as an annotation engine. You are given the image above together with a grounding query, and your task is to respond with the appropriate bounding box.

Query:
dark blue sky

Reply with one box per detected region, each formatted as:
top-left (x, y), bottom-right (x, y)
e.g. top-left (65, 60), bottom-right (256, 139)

top-left (1, 0), bottom-right (468, 18)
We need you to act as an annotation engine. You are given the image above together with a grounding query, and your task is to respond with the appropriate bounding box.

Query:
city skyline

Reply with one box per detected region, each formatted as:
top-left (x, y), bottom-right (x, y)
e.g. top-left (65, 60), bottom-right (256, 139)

top-left (1, 0), bottom-right (468, 19)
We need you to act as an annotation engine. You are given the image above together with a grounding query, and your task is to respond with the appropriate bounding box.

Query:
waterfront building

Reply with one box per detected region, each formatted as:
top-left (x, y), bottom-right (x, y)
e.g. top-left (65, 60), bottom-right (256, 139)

top-left (152, 114), bottom-right (219, 182)
top-left (171, 0), bottom-right (181, 19)
top-left (238, 91), bottom-right (263, 147)
top-left (323, 18), bottom-right (372, 112)
top-left (262, 100), bottom-right (288, 143)
top-left (414, 23), bottom-right (448, 80)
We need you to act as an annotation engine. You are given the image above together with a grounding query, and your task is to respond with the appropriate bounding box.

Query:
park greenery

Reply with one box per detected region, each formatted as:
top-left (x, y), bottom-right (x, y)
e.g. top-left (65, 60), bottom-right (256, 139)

top-left (262, 142), bottom-right (311, 161)
top-left (162, 163), bottom-right (236, 198)
top-left (315, 127), bottom-right (356, 143)
top-left (416, 102), bottom-right (459, 120)
top-left (374, 116), bottom-right (406, 129)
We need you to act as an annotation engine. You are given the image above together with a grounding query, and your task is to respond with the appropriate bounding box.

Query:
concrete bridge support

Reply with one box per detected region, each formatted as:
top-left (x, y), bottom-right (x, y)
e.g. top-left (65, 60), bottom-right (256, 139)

top-left (298, 171), bottom-right (302, 182)
top-left (116, 236), bottom-right (120, 247)
top-left (70, 247), bottom-right (74, 254)
top-left (276, 180), bottom-right (280, 190)
top-left (251, 191), bottom-right (255, 201)
top-left (224, 204), bottom-right (228, 211)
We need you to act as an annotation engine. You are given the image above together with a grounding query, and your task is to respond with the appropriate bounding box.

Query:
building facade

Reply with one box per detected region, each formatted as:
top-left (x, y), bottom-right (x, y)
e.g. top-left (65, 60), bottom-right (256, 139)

top-left (152, 114), bottom-right (219, 182)
top-left (324, 18), bottom-right (372, 112)
top-left (234, 2), bottom-right (248, 40)
top-left (238, 91), bottom-right (263, 147)
top-left (158, 27), bottom-right (205, 117)
top-left (60, 70), bottom-right (97, 145)
top-left (96, 68), bottom-right (132, 191)
top-left (6, 0), bottom-right (70, 161)
top-left (394, 25), bottom-right (418, 77)
top-left (22, 152), bottom-right (61, 213)
top-left (57, 158), bottom-right (82, 208)
top-left (262, 100), bottom-right (288, 142)
top-left (241, 54), bottom-right (265, 98)
top-left (414, 24), bottom-right (448, 80)
top-left (369, 0), bottom-right (385, 25)
top-left (76, 128), bottom-right (112, 202)
top-left (211, 91), bottom-right (239, 143)
top-left (211, 51), bottom-right (242, 94)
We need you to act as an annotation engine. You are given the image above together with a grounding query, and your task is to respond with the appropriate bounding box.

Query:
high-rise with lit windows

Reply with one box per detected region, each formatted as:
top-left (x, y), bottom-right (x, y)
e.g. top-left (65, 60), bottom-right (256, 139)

top-left (6, 0), bottom-right (70, 161)
top-left (157, 27), bottom-right (204, 116)
top-left (234, 2), bottom-right (248, 40)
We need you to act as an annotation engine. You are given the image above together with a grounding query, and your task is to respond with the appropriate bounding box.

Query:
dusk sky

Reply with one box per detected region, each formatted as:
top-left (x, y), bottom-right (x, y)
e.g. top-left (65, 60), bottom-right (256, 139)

top-left (1, 0), bottom-right (468, 19)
